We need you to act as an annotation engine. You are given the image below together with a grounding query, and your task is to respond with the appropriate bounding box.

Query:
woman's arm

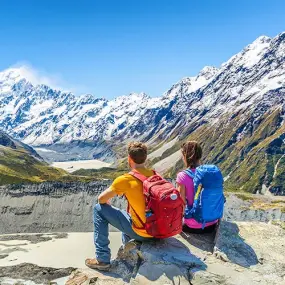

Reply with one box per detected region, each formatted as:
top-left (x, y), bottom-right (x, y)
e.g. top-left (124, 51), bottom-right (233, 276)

top-left (177, 183), bottom-right (187, 205)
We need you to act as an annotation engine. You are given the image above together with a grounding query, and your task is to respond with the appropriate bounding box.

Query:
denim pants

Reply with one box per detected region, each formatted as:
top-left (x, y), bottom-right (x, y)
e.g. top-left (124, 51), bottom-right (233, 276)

top-left (94, 203), bottom-right (152, 263)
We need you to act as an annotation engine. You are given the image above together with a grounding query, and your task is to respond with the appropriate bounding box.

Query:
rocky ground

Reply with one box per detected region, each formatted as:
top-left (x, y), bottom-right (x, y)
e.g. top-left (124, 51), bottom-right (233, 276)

top-left (0, 184), bottom-right (285, 284)
top-left (0, 221), bottom-right (284, 284)
top-left (1, 221), bottom-right (282, 285)
top-left (0, 263), bottom-right (74, 284)
top-left (64, 221), bottom-right (285, 285)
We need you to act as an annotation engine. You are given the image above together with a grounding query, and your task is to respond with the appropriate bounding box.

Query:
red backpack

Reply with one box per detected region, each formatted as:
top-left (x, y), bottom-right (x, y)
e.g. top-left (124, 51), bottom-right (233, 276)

top-left (128, 170), bottom-right (184, 238)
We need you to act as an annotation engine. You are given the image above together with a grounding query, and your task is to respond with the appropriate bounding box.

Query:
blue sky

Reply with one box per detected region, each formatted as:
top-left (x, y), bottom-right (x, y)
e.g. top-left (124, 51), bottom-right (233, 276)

top-left (0, 0), bottom-right (285, 99)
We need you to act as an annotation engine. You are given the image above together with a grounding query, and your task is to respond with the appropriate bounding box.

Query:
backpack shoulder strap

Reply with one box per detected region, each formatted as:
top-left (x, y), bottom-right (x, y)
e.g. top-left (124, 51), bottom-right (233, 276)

top-left (127, 170), bottom-right (150, 230)
top-left (129, 170), bottom-right (153, 182)
top-left (183, 168), bottom-right (195, 179)
top-left (127, 203), bottom-right (145, 229)
top-left (184, 168), bottom-right (203, 201)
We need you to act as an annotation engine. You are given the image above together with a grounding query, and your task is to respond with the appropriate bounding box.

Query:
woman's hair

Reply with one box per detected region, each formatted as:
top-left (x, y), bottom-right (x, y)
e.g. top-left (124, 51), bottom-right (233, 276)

top-left (181, 141), bottom-right (202, 168)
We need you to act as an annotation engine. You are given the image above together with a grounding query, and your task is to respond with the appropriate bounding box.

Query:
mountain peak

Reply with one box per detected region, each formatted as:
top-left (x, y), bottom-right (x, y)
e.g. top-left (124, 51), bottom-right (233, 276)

top-left (252, 35), bottom-right (271, 44)
top-left (128, 92), bottom-right (149, 98)
top-left (0, 67), bottom-right (26, 83)
top-left (163, 66), bottom-right (219, 101)
top-left (0, 30), bottom-right (284, 158)
top-left (0, 65), bottom-right (66, 94)
top-left (222, 34), bottom-right (272, 69)
top-left (116, 92), bottom-right (150, 102)
top-left (0, 66), bottom-right (42, 85)
top-left (243, 35), bottom-right (271, 55)
top-left (198, 66), bottom-right (219, 80)
top-left (0, 67), bottom-right (32, 94)
top-left (273, 31), bottom-right (285, 43)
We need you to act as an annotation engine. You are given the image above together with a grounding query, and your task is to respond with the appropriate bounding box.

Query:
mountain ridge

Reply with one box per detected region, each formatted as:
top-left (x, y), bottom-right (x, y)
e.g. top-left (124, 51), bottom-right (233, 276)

top-left (0, 130), bottom-right (69, 185)
top-left (0, 31), bottom-right (285, 193)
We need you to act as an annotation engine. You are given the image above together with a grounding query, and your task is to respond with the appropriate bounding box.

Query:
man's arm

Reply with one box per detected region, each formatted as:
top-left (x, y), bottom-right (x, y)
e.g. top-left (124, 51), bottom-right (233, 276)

top-left (99, 175), bottom-right (127, 204)
top-left (98, 188), bottom-right (117, 204)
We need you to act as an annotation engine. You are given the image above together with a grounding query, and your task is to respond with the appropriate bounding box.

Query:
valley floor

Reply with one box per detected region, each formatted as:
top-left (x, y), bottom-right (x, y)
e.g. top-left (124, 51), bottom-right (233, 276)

top-left (51, 159), bottom-right (111, 172)
top-left (0, 232), bottom-right (121, 269)
top-left (0, 232), bottom-right (122, 285)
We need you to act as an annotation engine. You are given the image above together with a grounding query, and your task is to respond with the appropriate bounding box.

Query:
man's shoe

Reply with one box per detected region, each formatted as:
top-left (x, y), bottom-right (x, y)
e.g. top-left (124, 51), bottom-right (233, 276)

top-left (85, 258), bottom-right (111, 271)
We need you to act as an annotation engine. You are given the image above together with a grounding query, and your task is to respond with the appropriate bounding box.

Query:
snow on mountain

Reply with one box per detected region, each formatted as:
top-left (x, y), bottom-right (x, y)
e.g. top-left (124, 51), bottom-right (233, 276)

top-left (162, 65), bottom-right (219, 101)
top-left (0, 61), bottom-right (217, 150)
top-left (222, 36), bottom-right (271, 69)
top-left (0, 32), bottom-right (284, 163)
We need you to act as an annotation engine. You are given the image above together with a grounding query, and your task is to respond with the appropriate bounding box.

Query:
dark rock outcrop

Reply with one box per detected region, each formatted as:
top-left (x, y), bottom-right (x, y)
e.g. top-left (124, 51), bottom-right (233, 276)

top-left (1, 184), bottom-right (284, 235)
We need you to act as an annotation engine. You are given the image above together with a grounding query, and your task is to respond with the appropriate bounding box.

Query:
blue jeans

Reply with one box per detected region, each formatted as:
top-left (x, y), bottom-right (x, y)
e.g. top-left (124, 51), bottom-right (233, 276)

top-left (94, 203), bottom-right (152, 263)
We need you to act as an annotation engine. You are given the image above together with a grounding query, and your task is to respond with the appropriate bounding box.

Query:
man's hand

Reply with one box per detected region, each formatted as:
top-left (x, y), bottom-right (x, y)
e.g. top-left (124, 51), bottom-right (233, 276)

top-left (98, 187), bottom-right (117, 204)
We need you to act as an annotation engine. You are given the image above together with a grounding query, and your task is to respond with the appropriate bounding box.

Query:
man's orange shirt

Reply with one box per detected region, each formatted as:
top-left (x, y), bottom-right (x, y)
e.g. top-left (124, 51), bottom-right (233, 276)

top-left (110, 168), bottom-right (153, 237)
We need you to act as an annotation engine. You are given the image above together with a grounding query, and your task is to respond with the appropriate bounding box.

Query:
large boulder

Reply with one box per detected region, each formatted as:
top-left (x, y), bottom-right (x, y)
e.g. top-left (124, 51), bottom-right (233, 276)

top-left (65, 221), bottom-right (285, 285)
top-left (66, 237), bottom-right (204, 285)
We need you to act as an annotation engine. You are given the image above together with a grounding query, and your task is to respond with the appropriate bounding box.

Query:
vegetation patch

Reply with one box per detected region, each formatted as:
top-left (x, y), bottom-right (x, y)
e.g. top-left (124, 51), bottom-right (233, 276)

top-left (0, 146), bottom-right (68, 185)
top-left (72, 167), bottom-right (128, 180)
top-left (0, 146), bottom-right (98, 185)
top-left (249, 200), bottom-right (285, 211)
top-left (153, 109), bottom-right (285, 194)
top-left (234, 193), bottom-right (254, 201)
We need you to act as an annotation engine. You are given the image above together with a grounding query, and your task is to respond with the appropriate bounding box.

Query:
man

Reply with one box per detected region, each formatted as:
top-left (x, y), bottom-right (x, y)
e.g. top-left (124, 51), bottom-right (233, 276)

top-left (85, 142), bottom-right (154, 270)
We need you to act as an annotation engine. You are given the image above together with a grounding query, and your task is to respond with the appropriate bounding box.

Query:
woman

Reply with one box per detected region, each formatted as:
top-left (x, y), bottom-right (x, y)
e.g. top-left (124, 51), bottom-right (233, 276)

top-left (176, 141), bottom-right (218, 233)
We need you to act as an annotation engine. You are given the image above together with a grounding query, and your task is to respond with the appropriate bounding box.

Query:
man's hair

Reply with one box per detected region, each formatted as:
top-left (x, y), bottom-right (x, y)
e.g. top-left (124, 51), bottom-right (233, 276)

top-left (128, 142), bottom-right (148, 164)
top-left (181, 141), bottom-right (202, 168)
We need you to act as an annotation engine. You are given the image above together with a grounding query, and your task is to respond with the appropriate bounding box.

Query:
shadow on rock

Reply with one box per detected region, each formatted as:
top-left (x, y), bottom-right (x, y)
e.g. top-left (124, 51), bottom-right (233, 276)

top-left (214, 221), bottom-right (258, 268)
top-left (179, 230), bottom-right (216, 253)
top-left (134, 237), bottom-right (207, 284)
top-left (66, 238), bottom-right (207, 284)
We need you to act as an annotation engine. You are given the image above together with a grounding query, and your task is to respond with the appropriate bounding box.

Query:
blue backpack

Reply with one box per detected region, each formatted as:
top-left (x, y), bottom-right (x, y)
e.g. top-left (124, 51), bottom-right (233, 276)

top-left (184, 165), bottom-right (225, 228)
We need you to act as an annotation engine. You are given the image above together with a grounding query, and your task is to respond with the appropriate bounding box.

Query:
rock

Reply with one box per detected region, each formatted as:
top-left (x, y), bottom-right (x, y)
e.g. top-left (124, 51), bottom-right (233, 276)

top-left (189, 270), bottom-right (229, 285)
top-left (211, 221), bottom-right (285, 285)
top-left (111, 241), bottom-right (143, 282)
top-left (214, 251), bottom-right (229, 263)
top-left (132, 263), bottom-right (190, 285)
top-left (0, 181), bottom-right (127, 234)
top-left (139, 237), bottom-right (205, 266)
top-left (0, 263), bottom-right (75, 284)
top-left (66, 236), bottom-right (206, 285)
top-left (131, 238), bottom-right (205, 284)
top-left (65, 221), bottom-right (285, 285)
top-left (1, 186), bottom-right (284, 235)
top-left (0, 221), bottom-right (284, 284)
top-left (214, 221), bottom-right (259, 267)
top-left (65, 268), bottom-right (124, 285)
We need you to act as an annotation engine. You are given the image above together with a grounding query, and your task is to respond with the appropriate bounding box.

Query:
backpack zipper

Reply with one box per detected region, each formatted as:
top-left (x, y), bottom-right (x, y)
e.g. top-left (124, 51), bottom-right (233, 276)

top-left (199, 189), bottom-right (204, 206)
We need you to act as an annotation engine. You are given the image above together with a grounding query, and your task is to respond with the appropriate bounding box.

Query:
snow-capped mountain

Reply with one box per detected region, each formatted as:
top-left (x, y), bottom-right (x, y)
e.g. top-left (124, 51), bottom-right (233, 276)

top-left (0, 31), bottom-right (285, 193)
top-left (0, 60), bottom-right (220, 162)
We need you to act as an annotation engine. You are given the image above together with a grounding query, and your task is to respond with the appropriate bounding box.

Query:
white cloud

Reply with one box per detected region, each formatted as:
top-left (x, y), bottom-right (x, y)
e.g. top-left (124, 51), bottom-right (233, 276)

top-left (0, 61), bottom-right (94, 95)
top-left (5, 62), bottom-right (91, 96)
top-left (10, 62), bottom-right (67, 91)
